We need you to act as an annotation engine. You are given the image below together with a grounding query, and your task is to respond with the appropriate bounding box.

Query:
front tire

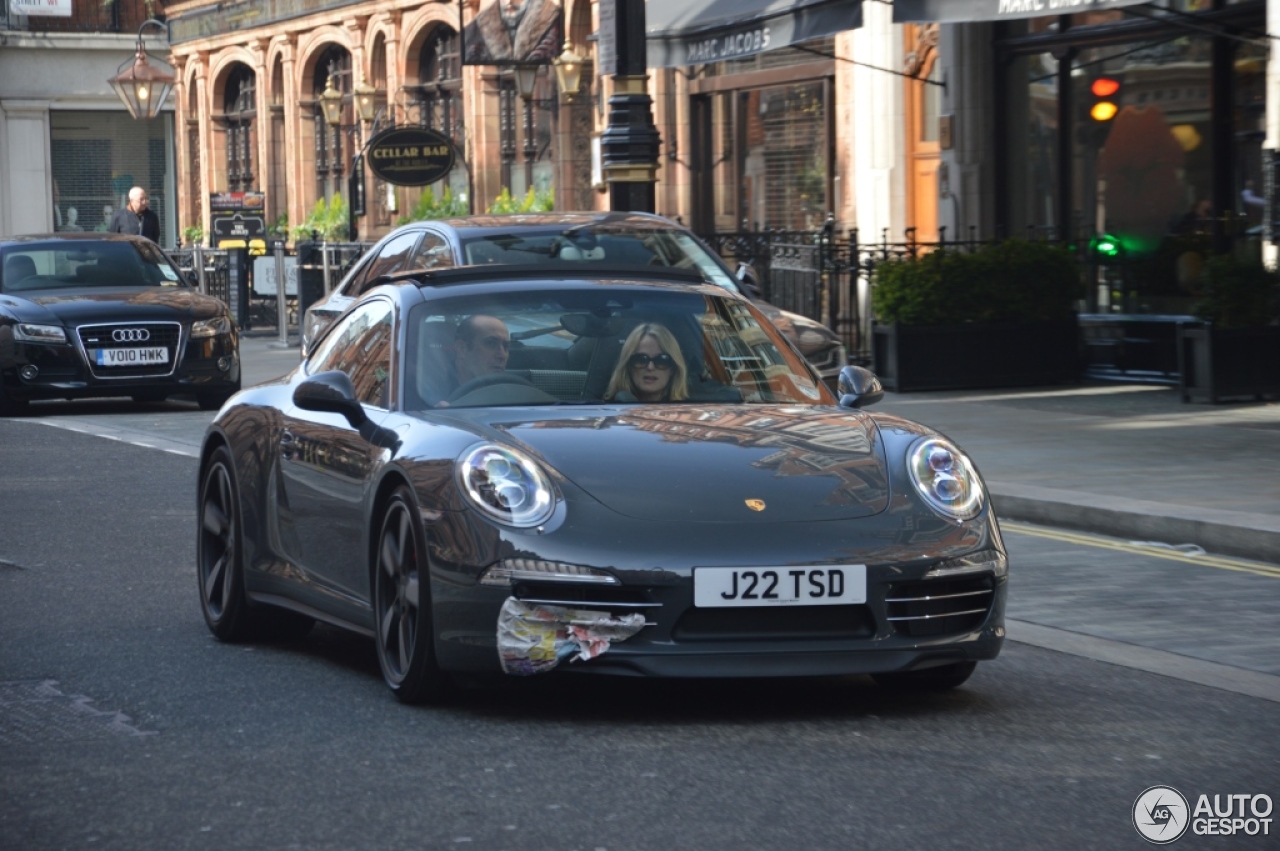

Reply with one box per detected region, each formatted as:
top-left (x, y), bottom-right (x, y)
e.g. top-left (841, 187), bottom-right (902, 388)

top-left (872, 661), bottom-right (977, 692)
top-left (374, 486), bottom-right (449, 704)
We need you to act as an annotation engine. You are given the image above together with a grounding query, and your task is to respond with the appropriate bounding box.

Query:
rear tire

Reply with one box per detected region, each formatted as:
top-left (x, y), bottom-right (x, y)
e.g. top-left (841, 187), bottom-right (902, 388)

top-left (198, 445), bottom-right (313, 642)
top-left (872, 661), bottom-right (977, 692)
top-left (198, 446), bottom-right (256, 641)
top-left (373, 486), bottom-right (450, 704)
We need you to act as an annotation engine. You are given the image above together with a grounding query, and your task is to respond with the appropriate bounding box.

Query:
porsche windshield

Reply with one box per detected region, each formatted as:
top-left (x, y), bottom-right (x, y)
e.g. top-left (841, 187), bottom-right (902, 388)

top-left (405, 287), bottom-right (834, 409)
top-left (0, 241), bottom-right (187, 293)
top-left (458, 228), bottom-right (739, 292)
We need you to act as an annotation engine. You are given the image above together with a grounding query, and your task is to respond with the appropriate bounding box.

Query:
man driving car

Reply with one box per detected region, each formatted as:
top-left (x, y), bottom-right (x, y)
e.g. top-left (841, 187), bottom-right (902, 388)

top-left (453, 314), bottom-right (511, 387)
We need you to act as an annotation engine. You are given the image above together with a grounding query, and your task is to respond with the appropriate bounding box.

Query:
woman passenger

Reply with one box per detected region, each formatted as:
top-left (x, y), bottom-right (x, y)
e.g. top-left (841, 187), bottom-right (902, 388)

top-left (604, 323), bottom-right (690, 402)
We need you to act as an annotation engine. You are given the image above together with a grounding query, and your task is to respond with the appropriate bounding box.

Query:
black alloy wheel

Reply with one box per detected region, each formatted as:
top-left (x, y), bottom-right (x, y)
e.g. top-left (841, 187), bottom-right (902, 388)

top-left (374, 486), bottom-right (449, 704)
top-left (872, 661), bottom-right (978, 691)
top-left (197, 446), bottom-right (256, 641)
top-left (198, 445), bottom-right (312, 642)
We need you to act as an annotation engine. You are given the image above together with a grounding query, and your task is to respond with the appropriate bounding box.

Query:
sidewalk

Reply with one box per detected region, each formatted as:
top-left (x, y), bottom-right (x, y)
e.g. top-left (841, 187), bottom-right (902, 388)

top-left (874, 383), bottom-right (1280, 564)
top-left (238, 333), bottom-right (1280, 564)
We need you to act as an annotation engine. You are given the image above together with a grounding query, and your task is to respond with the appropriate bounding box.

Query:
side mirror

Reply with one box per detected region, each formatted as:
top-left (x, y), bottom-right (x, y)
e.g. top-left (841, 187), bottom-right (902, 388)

top-left (837, 365), bottom-right (884, 409)
top-left (735, 262), bottom-right (763, 299)
top-left (293, 370), bottom-right (367, 428)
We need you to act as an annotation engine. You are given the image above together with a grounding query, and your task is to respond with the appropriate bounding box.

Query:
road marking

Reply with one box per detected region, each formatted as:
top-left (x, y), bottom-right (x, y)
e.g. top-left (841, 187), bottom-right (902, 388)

top-left (28, 418), bottom-right (201, 459)
top-left (1002, 520), bottom-right (1280, 578)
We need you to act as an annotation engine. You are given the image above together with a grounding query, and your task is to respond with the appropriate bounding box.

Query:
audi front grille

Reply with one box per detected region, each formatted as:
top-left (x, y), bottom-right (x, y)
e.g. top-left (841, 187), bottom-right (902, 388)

top-left (78, 322), bottom-right (183, 378)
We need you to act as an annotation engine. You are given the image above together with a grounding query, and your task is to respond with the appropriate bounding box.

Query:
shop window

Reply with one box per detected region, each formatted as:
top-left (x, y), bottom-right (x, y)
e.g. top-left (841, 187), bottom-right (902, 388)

top-left (50, 111), bottom-right (172, 244)
top-left (412, 25), bottom-right (470, 208)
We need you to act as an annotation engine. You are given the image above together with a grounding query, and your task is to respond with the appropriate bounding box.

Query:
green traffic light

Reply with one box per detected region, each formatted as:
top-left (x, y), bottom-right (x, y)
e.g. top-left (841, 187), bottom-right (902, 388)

top-left (1091, 233), bottom-right (1122, 259)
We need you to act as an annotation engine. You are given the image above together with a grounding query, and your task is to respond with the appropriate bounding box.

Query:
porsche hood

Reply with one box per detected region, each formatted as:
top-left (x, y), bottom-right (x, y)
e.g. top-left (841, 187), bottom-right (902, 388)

top-left (480, 405), bottom-right (891, 523)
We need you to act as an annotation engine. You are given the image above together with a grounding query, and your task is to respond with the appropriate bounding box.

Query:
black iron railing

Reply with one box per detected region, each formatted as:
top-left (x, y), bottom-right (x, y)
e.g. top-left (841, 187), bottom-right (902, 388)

top-left (2, 0), bottom-right (160, 33)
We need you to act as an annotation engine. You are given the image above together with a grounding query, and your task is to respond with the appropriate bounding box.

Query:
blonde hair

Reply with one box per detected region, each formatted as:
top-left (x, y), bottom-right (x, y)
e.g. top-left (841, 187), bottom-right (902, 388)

top-left (605, 322), bottom-right (690, 401)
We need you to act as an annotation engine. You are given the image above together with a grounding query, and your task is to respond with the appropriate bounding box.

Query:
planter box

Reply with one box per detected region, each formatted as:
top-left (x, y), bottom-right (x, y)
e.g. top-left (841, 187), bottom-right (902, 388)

top-left (1178, 324), bottom-right (1280, 404)
top-left (872, 318), bottom-right (1081, 392)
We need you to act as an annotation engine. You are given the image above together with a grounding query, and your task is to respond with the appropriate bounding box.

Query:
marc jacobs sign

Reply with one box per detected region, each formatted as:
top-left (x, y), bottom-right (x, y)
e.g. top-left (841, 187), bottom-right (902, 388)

top-left (685, 25), bottom-right (770, 65)
top-left (366, 127), bottom-right (457, 187)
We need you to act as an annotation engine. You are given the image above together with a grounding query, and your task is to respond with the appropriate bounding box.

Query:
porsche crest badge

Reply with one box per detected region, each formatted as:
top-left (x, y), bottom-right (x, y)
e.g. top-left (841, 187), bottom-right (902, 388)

top-left (745, 499), bottom-right (766, 512)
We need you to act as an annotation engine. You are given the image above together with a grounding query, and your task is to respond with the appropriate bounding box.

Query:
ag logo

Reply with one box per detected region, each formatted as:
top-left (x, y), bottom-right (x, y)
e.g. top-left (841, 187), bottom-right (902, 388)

top-left (1133, 786), bottom-right (1190, 844)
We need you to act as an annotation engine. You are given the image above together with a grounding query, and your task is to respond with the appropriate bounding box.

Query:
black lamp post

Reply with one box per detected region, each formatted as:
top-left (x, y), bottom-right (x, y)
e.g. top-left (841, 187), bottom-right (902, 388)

top-left (599, 0), bottom-right (660, 214)
top-left (108, 18), bottom-right (176, 120)
top-left (320, 70), bottom-right (379, 240)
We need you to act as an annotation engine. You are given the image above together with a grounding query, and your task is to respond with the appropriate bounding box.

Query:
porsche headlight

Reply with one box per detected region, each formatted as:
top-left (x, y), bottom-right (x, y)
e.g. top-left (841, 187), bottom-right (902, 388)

top-left (458, 444), bottom-right (555, 527)
top-left (907, 438), bottom-right (984, 520)
top-left (14, 323), bottom-right (67, 344)
top-left (191, 315), bottom-right (233, 338)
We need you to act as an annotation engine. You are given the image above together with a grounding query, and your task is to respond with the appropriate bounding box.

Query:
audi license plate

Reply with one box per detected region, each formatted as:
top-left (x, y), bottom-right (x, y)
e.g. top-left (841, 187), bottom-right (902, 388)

top-left (693, 566), bottom-right (866, 608)
top-left (94, 347), bottom-right (169, 366)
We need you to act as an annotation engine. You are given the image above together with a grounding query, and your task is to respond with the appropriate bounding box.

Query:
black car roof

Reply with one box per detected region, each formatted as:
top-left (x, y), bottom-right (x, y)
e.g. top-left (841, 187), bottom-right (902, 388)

top-left (0, 233), bottom-right (153, 247)
top-left (378, 263), bottom-right (709, 290)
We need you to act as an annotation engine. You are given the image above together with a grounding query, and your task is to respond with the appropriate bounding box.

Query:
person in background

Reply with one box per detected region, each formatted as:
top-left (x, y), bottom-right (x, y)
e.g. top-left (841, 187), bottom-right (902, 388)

top-left (109, 187), bottom-right (160, 242)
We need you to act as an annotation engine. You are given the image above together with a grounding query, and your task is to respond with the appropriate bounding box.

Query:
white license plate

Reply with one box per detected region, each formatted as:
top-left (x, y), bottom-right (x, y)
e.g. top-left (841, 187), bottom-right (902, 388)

top-left (94, 347), bottom-right (169, 366)
top-left (693, 566), bottom-right (866, 608)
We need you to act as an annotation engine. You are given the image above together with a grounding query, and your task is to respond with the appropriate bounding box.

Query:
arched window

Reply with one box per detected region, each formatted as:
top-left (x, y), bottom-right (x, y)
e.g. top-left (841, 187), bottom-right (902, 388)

top-left (313, 46), bottom-right (352, 203)
top-left (224, 65), bottom-right (256, 191)
top-left (416, 25), bottom-right (463, 146)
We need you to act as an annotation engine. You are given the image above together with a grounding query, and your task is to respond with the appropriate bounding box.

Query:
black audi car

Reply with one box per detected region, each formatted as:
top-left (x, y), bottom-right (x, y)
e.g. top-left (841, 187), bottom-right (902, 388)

top-left (0, 234), bottom-right (240, 414)
top-left (199, 264), bottom-right (1006, 704)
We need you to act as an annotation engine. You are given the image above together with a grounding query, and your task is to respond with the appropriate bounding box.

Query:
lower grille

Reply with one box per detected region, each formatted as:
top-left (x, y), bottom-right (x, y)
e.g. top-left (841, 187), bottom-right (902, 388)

top-left (673, 604), bottom-right (873, 642)
top-left (886, 576), bottom-right (995, 638)
top-left (78, 322), bottom-right (182, 378)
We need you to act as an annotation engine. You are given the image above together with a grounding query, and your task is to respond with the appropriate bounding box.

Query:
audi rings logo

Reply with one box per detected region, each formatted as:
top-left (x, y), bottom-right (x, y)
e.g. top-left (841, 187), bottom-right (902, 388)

top-left (1134, 786), bottom-right (1191, 844)
top-left (112, 328), bottom-right (151, 343)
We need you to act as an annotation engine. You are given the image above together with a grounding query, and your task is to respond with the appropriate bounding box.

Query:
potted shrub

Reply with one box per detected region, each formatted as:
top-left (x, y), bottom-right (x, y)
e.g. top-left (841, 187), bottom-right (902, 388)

top-left (869, 239), bottom-right (1085, 391)
top-left (1178, 253), bottom-right (1280, 403)
top-left (182, 223), bottom-right (205, 247)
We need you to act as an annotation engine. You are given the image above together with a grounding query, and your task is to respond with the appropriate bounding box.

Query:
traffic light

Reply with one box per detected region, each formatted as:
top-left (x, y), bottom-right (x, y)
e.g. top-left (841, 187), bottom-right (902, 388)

top-left (1089, 76), bottom-right (1121, 122)
top-left (1089, 232), bottom-right (1123, 264)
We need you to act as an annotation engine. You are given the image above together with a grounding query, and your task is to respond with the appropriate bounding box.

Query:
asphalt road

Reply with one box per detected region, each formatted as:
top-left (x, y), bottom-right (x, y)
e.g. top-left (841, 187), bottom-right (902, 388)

top-left (1, 413), bottom-right (1277, 850)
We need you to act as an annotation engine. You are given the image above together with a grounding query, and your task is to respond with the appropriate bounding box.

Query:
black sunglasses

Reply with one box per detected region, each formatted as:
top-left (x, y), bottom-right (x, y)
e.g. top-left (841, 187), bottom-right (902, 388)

top-left (628, 353), bottom-right (675, 371)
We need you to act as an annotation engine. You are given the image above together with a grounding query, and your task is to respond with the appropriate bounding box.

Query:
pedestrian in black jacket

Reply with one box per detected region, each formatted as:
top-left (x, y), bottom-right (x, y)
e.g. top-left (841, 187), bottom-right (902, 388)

top-left (108, 186), bottom-right (160, 242)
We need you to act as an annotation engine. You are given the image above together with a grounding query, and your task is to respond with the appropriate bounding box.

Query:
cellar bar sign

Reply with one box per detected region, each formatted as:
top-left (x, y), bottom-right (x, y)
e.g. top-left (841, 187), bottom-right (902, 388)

top-left (366, 127), bottom-right (456, 186)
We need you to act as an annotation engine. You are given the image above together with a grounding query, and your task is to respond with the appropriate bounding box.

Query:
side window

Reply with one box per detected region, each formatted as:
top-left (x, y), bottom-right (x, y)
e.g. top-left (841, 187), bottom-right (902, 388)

top-left (308, 298), bottom-right (395, 408)
top-left (357, 231), bottom-right (422, 293)
top-left (407, 232), bottom-right (453, 270)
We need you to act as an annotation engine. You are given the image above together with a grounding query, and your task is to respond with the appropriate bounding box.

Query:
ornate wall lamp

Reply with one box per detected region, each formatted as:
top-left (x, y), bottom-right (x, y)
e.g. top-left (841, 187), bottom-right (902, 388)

top-left (108, 18), bottom-right (176, 120)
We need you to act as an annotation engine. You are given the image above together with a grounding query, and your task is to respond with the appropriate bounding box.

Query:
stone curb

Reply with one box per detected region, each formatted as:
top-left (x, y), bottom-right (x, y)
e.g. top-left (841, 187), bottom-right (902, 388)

top-left (992, 484), bottom-right (1280, 565)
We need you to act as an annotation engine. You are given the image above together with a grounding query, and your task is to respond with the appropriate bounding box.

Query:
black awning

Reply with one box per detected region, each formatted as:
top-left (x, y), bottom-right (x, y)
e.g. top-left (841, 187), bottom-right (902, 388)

top-left (894, 0), bottom-right (1151, 24)
top-left (646, 0), bottom-right (863, 68)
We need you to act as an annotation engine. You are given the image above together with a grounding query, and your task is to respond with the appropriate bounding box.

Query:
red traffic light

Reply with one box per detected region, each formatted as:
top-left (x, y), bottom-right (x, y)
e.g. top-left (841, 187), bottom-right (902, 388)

top-left (1091, 77), bottom-right (1121, 97)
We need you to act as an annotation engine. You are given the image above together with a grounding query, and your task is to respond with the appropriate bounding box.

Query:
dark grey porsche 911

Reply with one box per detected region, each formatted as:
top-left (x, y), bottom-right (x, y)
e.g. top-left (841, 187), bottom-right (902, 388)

top-left (198, 264), bottom-right (1006, 703)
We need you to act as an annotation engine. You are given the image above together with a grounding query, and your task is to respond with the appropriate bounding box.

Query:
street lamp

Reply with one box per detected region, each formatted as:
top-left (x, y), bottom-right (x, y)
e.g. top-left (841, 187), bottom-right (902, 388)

top-left (553, 40), bottom-right (586, 101)
top-left (108, 18), bottom-right (176, 120)
top-left (320, 74), bottom-right (345, 127)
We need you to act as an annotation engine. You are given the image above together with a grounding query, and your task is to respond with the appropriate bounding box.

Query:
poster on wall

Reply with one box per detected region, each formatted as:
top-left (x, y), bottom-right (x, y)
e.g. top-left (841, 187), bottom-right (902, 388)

top-left (9, 0), bottom-right (72, 17)
top-left (460, 0), bottom-right (563, 66)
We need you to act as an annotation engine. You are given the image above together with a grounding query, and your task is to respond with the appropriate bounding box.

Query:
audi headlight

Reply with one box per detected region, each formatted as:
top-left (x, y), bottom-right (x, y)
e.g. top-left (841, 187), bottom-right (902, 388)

top-left (191, 315), bottom-right (232, 338)
top-left (458, 444), bottom-right (556, 528)
top-left (14, 323), bottom-right (67, 344)
top-left (907, 437), bottom-right (984, 520)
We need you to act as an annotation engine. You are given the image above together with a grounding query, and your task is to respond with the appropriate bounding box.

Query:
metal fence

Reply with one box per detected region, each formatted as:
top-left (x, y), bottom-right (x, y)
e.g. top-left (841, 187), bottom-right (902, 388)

top-left (1, 0), bottom-right (158, 32)
top-left (703, 224), bottom-right (1005, 365)
top-left (171, 242), bottom-right (370, 333)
